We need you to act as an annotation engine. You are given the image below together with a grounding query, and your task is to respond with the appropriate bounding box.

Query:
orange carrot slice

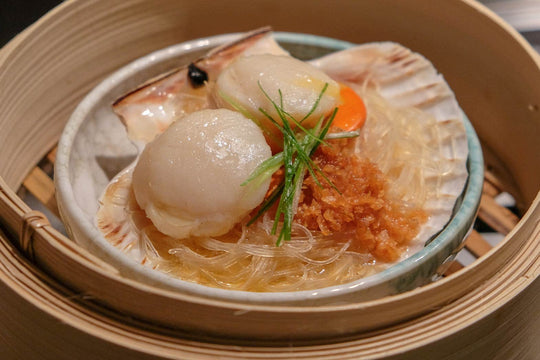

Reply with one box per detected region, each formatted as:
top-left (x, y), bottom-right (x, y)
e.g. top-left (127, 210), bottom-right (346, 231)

top-left (332, 85), bottom-right (367, 131)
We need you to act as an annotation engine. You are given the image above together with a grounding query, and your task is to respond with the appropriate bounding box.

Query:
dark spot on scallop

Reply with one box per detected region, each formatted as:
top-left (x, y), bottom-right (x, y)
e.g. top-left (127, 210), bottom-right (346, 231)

top-left (188, 63), bottom-right (208, 88)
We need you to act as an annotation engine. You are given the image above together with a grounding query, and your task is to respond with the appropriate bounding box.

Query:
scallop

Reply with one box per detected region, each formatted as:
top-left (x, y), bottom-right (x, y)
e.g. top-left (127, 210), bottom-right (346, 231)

top-left (96, 31), bottom-right (469, 273)
top-left (213, 54), bottom-right (340, 149)
top-left (132, 108), bottom-right (272, 239)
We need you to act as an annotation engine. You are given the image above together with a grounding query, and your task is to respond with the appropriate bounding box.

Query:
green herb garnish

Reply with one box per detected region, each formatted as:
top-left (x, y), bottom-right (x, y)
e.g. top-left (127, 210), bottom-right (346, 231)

top-left (221, 82), bottom-right (358, 246)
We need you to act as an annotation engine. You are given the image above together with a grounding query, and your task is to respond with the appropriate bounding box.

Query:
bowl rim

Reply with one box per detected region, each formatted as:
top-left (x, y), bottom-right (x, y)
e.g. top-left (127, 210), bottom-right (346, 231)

top-left (55, 31), bottom-right (484, 305)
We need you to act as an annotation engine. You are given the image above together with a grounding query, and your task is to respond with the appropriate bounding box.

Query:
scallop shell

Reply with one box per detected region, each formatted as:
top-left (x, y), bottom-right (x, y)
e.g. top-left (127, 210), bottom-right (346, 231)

top-left (96, 34), bottom-right (469, 281)
top-left (310, 42), bottom-right (469, 255)
top-left (113, 27), bottom-right (288, 145)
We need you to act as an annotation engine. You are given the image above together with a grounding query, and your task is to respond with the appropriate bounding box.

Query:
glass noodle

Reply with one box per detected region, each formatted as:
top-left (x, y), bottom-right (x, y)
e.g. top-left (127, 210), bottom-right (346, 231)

top-left (100, 87), bottom-right (444, 292)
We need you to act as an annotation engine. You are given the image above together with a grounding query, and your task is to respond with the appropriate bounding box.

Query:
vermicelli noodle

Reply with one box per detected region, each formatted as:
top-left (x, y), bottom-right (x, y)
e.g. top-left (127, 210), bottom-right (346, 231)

top-left (357, 88), bottom-right (449, 208)
top-left (98, 90), bottom-right (437, 292)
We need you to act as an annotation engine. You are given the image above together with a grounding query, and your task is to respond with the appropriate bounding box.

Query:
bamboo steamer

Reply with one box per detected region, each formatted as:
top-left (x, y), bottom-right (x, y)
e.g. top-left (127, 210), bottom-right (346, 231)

top-left (0, 0), bottom-right (538, 359)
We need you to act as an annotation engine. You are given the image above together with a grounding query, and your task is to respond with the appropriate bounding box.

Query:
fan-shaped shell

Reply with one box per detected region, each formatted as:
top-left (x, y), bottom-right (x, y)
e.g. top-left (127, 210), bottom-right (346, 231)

top-left (113, 27), bottom-right (288, 145)
top-left (310, 42), bottom-right (469, 254)
top-left (97, 34), bottom-right (469, 282)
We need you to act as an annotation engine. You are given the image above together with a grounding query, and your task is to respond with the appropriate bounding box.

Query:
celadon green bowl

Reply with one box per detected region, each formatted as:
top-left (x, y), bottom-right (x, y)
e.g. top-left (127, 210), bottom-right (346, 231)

top-left (55, 32), bottom-right (483, 305)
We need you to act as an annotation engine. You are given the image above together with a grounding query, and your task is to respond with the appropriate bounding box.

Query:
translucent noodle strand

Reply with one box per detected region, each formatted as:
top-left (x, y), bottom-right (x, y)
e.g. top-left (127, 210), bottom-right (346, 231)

top-left (97, 88), bottom-right (446, 292)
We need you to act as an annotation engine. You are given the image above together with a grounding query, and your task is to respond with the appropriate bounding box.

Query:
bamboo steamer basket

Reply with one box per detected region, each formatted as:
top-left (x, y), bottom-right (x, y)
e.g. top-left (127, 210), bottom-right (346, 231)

top-left (0, 0), bottom-right (538, 359)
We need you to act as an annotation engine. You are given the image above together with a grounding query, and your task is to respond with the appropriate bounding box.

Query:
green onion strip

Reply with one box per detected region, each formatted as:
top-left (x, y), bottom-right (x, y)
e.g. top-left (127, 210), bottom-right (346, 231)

top-left (222, 82), bottom-right (358, 245)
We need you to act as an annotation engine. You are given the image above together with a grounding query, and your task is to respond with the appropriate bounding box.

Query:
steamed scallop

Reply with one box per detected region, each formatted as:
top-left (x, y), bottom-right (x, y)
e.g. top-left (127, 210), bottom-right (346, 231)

top-left (213, 54), bottom-right (340, 141)
top-left (95, 30), bottom-right (470, 291)
top-left (132, 108), bottom-right (271, 239)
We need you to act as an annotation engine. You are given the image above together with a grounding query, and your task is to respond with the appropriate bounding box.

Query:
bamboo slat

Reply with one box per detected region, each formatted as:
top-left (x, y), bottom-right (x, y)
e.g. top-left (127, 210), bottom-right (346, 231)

top-left (478, 194), bottom-right (520, 235)
top-left (22, 167), bottom-right (59, 218)
top-left (464, 230), bottom-right (493, 258)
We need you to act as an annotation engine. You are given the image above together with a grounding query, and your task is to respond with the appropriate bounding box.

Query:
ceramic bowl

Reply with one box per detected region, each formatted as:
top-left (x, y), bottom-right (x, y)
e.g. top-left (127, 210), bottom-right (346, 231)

top-left (55, 32), bottom-right (484, 305)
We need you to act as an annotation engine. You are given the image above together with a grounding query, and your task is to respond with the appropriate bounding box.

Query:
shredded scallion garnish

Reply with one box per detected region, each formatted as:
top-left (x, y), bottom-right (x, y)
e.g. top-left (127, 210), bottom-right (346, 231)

top-left (221, 82), bottom-right (359, 245)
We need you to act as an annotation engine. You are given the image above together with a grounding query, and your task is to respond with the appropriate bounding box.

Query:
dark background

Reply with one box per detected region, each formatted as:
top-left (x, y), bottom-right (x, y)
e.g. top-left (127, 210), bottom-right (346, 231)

top-left (0, 0), bottom-right (63, 46)
top-left (1, 1), bottom-right (538, 53)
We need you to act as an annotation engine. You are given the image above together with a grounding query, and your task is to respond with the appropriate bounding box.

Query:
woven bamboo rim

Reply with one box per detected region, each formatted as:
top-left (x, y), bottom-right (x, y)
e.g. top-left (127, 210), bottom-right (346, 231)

top-left (0, 0), bottom-right (538, 358)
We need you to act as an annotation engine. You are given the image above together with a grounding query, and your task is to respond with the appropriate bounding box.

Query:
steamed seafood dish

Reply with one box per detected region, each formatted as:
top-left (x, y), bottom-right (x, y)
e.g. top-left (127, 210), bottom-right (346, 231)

top-left (96, 28), bottom-right (468, 292)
